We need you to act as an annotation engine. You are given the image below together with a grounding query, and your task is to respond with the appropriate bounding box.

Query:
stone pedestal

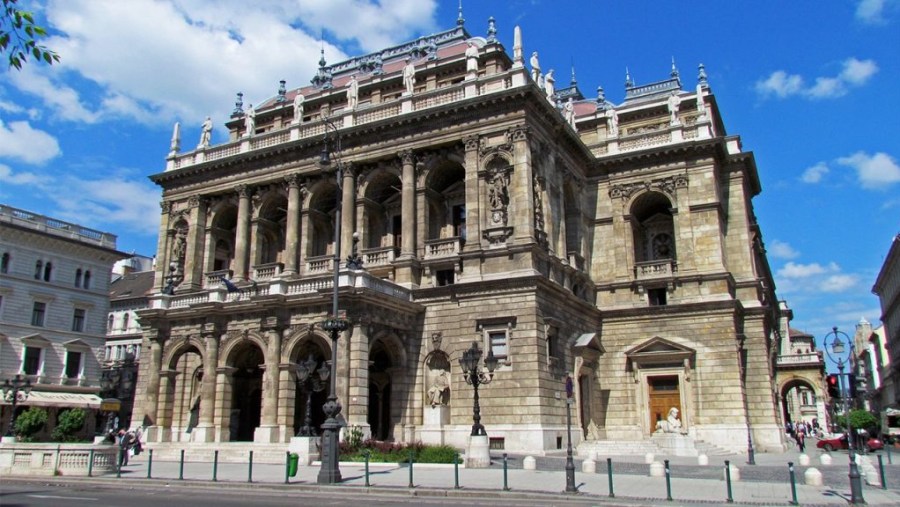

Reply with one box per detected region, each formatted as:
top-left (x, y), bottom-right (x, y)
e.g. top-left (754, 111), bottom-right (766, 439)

top-left (289, 436), bottom-right (319, 465)
top-left (191, 424), bottom-right (215, 443)
top-left (254, 425), bottom-right (279, 443)
top-left (420, 405), bottom-right (449, 445)
top-left (465, 434), bottom-right (491, 468)
top-left (651, 433), bottom-right (698, 457)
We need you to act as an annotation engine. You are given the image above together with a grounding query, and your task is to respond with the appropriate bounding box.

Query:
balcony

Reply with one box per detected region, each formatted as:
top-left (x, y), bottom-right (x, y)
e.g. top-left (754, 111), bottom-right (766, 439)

top-left (204, 269), bottom-right (233, 288)
top-left (776, 352), bottom-right (824, 368)
top-left (252, 262), bottom-right (284, 281)
top-left (306, 255), bottom-right (332, 274)
top-left (634, 259), bottom-right (677, 281)
top-left (424, 237), bottom-right (462, 259)
top-left (362, 246), bottom-right (399, 268)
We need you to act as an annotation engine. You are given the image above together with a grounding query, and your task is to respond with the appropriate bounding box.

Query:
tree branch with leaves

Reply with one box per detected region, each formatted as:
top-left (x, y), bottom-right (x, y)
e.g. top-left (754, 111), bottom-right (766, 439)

top-left (1, 0), bottom-right (59, 70)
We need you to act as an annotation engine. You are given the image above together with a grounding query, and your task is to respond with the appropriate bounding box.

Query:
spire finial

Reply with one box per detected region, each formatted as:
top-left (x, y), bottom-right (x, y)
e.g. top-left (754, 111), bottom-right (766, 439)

top-left (698, 63), bottom-right (708, 86)
top-left (625, 67), bottom-right (633, 88)
top-left (570, 62), bottom-right (577, 87)
top-left (457, 0), bottom-right (465, 26)
top-left (670, 57), bottom-right (679, 79)
top-left (319, 48), bottom-right (326, 68)
top-left (487, 16), bottom-right (497, 42)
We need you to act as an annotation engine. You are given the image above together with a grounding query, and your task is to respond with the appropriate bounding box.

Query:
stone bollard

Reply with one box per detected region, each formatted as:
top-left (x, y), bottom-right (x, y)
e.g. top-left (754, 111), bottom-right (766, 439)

top-left (582, 458), bottom-right (596, 473)
top-left (819, 453), bottom-right (832, 466)
top-left (697, 454), bottom-right (709, 466)
top-left (724, 465), bottom-right (740, 482)
top-left (523, 456), bottom-right (537, 470)
top-left (645, 452), bottom-right (655, 464)
top-left (798, 453), bottom-right (810, 466)
top-left (649, 461), bottom-right (664, 477)
top-left (804, 467), bottom-right (823, 486)
top-left (588, 451), bottom-right (598, 461)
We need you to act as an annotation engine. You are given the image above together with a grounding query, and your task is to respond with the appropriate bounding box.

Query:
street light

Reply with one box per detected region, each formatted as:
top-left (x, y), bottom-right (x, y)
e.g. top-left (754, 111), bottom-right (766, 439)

top-left (2, 374), bottom-right (33, 437)
top-left (564, 375), bottom-right (577, 493)
top-left (459, 341), bottom-right (498, 467)
top-left (824, 326), bottom-right (865, 505)
top-left (295, 353), bottom-right (329, 437)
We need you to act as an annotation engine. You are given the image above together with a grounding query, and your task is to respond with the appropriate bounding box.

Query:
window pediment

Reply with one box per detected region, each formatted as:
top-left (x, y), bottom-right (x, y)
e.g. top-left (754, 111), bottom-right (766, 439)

top-left (63, 339), bottom-right (92, 350)
top-left (21, 333), bottom-right (52, 347)
top-left (626, 336), bottom-right (695, 368)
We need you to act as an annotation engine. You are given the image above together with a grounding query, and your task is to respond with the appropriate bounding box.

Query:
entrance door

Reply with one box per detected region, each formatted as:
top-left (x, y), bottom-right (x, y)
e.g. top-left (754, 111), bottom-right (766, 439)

top-left (648, 375), bottom-right (681, 433)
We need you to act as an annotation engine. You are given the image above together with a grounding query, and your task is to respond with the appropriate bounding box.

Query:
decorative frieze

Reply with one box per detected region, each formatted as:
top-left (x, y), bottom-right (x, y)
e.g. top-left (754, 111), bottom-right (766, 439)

top-left (608, 175), bottom-right (688, 199)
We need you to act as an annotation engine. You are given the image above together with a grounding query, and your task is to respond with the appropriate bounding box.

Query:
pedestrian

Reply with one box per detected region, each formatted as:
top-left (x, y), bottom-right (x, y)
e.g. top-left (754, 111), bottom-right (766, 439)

top-left (118, 429), bottom-right (135, 466)
top-left (795, 430), bottom-right (806, 453)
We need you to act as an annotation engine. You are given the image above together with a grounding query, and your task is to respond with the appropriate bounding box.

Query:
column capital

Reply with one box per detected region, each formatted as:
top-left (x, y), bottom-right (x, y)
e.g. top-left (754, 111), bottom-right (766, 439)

top-left (398, 149), bottom-right (415, 166)
top-left (284, 173), bottom-right (303, 188)
top-left (462, 135), bottom-right (480, 152)
top-left (235, 184), bottom-right (253, 198)
top-left (160, 200), bottom-right (173, 214)
top-left (508, 124), bottom-right (529, 142)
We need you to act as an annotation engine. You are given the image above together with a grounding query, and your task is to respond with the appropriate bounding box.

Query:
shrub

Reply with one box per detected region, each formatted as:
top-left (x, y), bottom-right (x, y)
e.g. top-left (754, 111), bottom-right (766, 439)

top-left (14, 407), bottom-right (48, 441)
top-left (51, 408), bottom-right (87, 442)
top-left (416, 445), bottom-right (459, 464)
top-left (340, 439), bottom-right (457, 464)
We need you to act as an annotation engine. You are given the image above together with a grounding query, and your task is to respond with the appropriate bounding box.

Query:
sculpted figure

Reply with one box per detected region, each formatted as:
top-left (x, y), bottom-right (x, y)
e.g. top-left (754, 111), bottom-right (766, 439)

top-left (465, 42), bottom-right (479, 73)
top-left (347, 75), bottom-right (359, 109)
top-left (403, 58), bottom-right (416, 95)
top-left (545, 69), bottom-right (555, 99)
top-left (563, 98), bottom-right (575, 128)
top-left (199, 116), bottom-right (212, 148)
top-left (244, 105), bottom-right (256, 137)
top-left (427, 369), bottom-right (450, 407)
top-left (656, 407), bottom-right (684, 433)
top-left (293, 93), bottom-right (305, 123)
top-left (607, 109), bottom-right (619, 136)
top-left (668, 92), bottom-right (681, 125)
top-left (530, 51), bottom-right (541, 82)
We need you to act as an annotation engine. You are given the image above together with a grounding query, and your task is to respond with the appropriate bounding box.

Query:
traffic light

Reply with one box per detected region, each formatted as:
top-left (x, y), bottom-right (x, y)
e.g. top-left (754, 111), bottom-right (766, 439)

top-left (826, 374), bottom-right (840, 399)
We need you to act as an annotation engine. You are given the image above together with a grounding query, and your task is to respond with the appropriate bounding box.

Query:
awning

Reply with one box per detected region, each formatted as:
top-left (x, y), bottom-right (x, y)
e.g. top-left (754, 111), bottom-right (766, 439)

top-left (1, 391), bottom-right (102, 409)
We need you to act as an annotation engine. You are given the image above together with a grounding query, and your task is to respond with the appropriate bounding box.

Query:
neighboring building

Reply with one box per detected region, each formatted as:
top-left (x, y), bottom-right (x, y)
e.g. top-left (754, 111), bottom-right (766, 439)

top-left (133, 15), bottom-right (787, 454)
top-left (774, 302), bottom-right (827, 428)
top-left (873, 233), bottom-right (900, 430)
top-left (102, 255), bottom-right (155, 430)
top-left (0, 204), bottom-right (126, 439)
top-left (854, 320), bottom-right (890, 413)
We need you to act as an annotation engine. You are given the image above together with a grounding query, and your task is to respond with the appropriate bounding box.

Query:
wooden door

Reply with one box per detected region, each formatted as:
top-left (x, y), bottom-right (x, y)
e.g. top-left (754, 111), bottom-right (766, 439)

top-left (648, 375), bottom-right (681, 433)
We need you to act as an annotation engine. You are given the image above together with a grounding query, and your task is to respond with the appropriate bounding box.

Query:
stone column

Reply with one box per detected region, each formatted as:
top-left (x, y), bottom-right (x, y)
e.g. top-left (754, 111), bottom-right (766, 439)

top-left (399, 150), bottom-right (416, 259)
top-left (140, 337), bottom-right (164, 441)
top-left (340, 164), bottom-right (356, 260)
top-left (346, 320), bottom-right (371, 437)
top-left (154, 201), bottom-right (174, 291)
top-left (193, 330), bottom-right (220, 442)
top-left (156, 370), bottom-right (177, 442)
top-left (214, 366), bottom-right (236, 442)
top-left (256, 324), bottom-right (282, 443)
top-left (233, 185), bottom-right (252, 282)
top-left (510, 125), bottom-right (535, 242)
top-left (282, 175), bottom-right (303, 276)
top-left (461, 136), bottom-right (482, 249)
top-left (183, 195), bottom-right (208, 290)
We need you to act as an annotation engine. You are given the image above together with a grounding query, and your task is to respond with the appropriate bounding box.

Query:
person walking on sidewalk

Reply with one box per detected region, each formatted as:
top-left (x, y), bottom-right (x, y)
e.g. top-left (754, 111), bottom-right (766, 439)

top-left (117, 429), bottom-right (135, 466)
top-left (795, 428), bottom-right (806, 452)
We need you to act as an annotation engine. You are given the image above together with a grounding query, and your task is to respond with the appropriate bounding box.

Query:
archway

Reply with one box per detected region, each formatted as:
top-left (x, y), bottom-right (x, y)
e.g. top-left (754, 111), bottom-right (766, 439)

top-left (290, 339), bottom-right (329, 436)
top-left (780, 378), bottom-right (821, 428)
top-left (368, 341), bottom-right (394, 440)
top-left (168, 345), bottom-right (202, 436)
top-left (228, 342), bottom-right (264, 441)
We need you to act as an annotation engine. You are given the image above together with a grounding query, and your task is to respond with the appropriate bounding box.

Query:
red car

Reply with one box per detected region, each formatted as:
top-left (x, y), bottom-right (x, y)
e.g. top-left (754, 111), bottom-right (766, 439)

top-left (816, 434), bottom-right (884, 452)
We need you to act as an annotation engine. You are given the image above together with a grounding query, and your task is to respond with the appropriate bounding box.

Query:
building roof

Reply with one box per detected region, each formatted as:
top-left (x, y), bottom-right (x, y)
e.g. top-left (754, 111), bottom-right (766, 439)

top-left (789, 327), bottom-right (813, 339)
top-left (109, 270), bottom-right (155, 301)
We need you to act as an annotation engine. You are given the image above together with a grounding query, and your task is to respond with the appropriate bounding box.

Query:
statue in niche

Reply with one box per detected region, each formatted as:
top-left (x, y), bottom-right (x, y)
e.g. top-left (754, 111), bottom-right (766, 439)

top-left (427, 369), bottom-right (450, 407)
top-left (346, 75), bottom-right (359, 109)
top-left (607, 109), bottom-right (619, 136)
top-left (172, 226), bottom-right (188, 267)
top-left (668, 92), bottom-right (681, 125)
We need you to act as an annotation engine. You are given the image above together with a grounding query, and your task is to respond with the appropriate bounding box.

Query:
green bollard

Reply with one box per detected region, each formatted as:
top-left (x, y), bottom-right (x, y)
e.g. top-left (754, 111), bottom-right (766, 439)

top-left (454, 451), bottom-right (460, 489)
top-left (179, 449), bottom-right (185, 480)
top-left (788, 462), bottom-right (798, 505)
top-left (248, 450), bottom-right (254, 483)
top-left (87, 449), bottom-right (94, 477)
top-left (607, 458), bottom-right (615, 498)
top-left (503, 453), bottom-right (510, 491)
top-left (213, 450), bottom-right (218, 482)
top-left (408, 449), bottom-right (414, 488)
top-left (878, 454), bottom-right (887, 490)
top-left (724, 460), bottom-right (733, 503)
top-left (664, 459), bottom-right (672, 501)
top-left (147, 449), bottom-right (153, 479)
top-left (364, 450), bottom-right (370, 487)
top-left (285, 451), bottom-right (290, 484)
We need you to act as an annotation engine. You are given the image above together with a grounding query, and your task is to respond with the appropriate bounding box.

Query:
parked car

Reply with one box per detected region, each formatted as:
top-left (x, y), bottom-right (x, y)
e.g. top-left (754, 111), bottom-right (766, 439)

top-left (816, 434), bottom-right (884, 452)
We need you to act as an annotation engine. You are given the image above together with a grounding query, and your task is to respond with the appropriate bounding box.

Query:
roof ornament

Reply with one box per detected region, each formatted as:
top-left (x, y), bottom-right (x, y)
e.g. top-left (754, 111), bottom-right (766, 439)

top-left (596, 86), bottom-right (606, 109)
top-left (312, 48), bottom-right (334, 89)
top-left (625, 67), bottom-right (633, 89)
top-left (277, 80), bottom-right (287, 103)
top-left (232, 91), bottom-right (244, 117)
top-left (169, 121), bottom-right (181, 155)
top-left (698, 63), bottom-right (708, 87)
top-left (512, 25), bottom-right (523, 67)
top-left (457, 0), bottom-right (465, 26)
top-left (670, 57), bottom-right (679, 79)
top-left (487, 16), bottom-right (497, 43)
top-left (570, 63), bottom-right (577, 87)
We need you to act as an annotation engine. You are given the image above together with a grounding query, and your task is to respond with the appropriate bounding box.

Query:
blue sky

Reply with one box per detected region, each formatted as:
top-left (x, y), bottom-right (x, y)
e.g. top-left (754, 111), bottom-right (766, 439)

top-left (1, 0), bottom-right (898, 344)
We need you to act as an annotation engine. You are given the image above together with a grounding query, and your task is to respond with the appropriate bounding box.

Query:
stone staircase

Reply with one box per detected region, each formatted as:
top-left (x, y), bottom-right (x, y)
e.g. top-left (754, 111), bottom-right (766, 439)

top-left (143, 442), bottom-right (293, 464)
top-left (577, 437), bottom-right (731, 458)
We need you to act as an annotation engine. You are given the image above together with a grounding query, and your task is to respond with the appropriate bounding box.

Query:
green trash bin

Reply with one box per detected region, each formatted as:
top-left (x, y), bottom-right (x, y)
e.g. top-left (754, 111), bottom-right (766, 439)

top-left (288, 453), bottom-right (299, 477)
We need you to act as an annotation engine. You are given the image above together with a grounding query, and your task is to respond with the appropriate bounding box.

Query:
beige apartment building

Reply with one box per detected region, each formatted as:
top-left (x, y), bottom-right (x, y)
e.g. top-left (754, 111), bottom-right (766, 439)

top-left (133, 19), bottom-right (787, 455)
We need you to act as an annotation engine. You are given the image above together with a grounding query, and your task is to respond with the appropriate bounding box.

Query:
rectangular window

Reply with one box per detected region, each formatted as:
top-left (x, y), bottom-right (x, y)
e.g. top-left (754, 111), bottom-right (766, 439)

top-left (32, 301), bottom-right (46, 326)
top-left (23, 346), bottom-right (41, 375)
top-left (436, 269), bottom-right (455, 286)
top-left (648, 288), bottom-right (667, 306)
top-left (488, 330), bottom-right (508, 362)
top-left (72, 308), bottom-right (86, 332)
top-left (452, 204), bottom-right (466, 241)
top-left (65, 351), bottom-right (82, 378)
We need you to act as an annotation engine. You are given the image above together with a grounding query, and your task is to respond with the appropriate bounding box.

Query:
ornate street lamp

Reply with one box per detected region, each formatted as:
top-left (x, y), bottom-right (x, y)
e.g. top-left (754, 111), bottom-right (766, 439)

top-left (824, 326), bottom-right (865, 505)
top-left (564, 375), bottom-right (577, 493)
top-left (459, 341), bottom-right (498, 467)
top-left (2, 374), bottom-right (33, 437)
top-left (295, 354), bottom-right (329, 437)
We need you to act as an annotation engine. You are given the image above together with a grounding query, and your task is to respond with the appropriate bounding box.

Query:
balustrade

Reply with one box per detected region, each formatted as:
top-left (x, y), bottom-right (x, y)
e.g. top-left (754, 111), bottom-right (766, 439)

top-left (425, 237), bottom-right (462, 259)
top-left (633, 259), bottom-right (677, 280)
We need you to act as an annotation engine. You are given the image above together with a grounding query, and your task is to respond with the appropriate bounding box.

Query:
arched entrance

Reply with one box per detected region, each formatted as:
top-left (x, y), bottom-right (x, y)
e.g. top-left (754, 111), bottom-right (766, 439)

top-left (291, 339), bottom-right (329, 436)
top-left (169, 345), bottom-right (203, 437)
top-left (780, 378), bottom-right (820, 427)
top-left (368, 342), bottom-right (393, 440)
top-left (229, 342), bottom-right (264, 442)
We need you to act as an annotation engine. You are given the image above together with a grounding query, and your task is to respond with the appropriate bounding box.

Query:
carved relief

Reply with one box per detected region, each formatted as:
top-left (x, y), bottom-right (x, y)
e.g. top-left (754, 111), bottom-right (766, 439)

top-left (508, 125), bottom-right (528, 142)
top-left (462, 135), bottom-right (480, 152)
top-left (187, 195), bottom-right (201, 208)
top-left (160, 200), bottom-right (172, 214)
top-left (398, 149), bottom-right (415, 167)
top-left (608, 175), bottom-right (688, 199)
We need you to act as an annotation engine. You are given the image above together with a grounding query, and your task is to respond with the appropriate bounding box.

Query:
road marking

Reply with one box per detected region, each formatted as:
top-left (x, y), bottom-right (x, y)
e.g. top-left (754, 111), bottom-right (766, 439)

top-left (29, 494), bottom-right (99, 500)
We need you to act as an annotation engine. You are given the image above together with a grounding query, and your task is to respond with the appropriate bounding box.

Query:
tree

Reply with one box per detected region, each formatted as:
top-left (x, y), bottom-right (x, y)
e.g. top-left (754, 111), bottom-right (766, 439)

top-left (1, 0), bottom-right (59, 70)
top-left (51, 408), bottom-right (87, 442)
top-left (13, 406), bottom-right (48, 441)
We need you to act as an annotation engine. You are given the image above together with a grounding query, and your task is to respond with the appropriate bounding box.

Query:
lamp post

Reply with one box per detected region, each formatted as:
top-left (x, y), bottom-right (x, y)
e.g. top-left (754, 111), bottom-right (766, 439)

top-left (564, 375), bottom-right (577, 493)
top-left (824, 326), bottom-right (865, 505)
top-left (459, 341), bottom-right (498, 467)
top-left (2, 374), bottom-right (33, 437)
top-left (737, 336), bottom-right (756, 465)
top-left (295, 354), bottom-right (329, 436)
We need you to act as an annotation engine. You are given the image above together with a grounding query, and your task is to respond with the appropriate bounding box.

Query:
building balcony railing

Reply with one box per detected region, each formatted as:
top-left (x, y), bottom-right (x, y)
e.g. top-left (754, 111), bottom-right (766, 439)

top-left (634, 259), bottom-right (677, 280)
top-left (776, 352), bottom-right (824, 367)
top-left (363, 246), bottom-right (399, 267)
top-left (0, 204), bottom-right (117, 249)
top-left (424, 237), bottom-right (462, 259)
top-left (252, 262), bottom-right (283, 281)
top-left (306, 255), bottom-right (332, 274)
top-left (204, 269), bottom-right (233, 288)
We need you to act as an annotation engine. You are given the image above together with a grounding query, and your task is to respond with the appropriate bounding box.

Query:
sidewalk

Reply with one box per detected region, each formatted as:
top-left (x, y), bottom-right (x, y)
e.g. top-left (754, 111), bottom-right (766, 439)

top-left (48, 447), bottom-right (900, 506)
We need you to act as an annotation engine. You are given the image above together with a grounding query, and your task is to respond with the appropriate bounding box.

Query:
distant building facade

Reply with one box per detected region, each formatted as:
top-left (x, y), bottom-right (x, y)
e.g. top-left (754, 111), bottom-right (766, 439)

top-left (774, 302), bottom-right (827, 428)
top-left (873, 234), bottom-right (900, 418)
top-left (0, 204), bottom-right (125, 438)
top-left (133, 17), bottom-right (787, 454)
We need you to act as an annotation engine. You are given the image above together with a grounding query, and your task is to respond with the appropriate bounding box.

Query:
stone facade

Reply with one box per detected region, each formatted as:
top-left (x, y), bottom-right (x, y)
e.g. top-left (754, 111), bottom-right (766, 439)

top-left (873, 234), bottom-right (900, 414)
top-left (133, 20), bottom-right (787, 454)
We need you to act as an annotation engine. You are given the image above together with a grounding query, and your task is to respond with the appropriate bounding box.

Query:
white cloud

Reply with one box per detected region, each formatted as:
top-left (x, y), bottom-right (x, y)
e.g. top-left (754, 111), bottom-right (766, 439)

top-left (769, 240), bottom-right (800, 259)
top-left (837, 151), bottom-right (900, 189)
top-left (755, 58), bottom-right (878, 100)
top-left (10, 0), bottom-right (438, 129)
top-left (0, 164), bottom-right (41, 185)
top-left (777, 261), bottom-right (833, 279)
top-left (819, 274), bottom-right (859, 293)
top-left (856, 0), bottom-right (887, 23)
top-left (801, 162), bottom-right (829, 183)
top-left (0, 100), bottom-right (25, 114)
top-left (0, 118), bottom-right (62, 164)
top-left (48, 175), bottom-right (162, 235)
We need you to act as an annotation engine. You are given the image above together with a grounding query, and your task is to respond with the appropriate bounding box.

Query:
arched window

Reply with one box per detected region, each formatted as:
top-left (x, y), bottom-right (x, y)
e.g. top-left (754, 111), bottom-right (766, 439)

top-left (107, 314), bottom-right (114, 332)
top-left (630, 192), bottom-right (676, 264)
top-left (35, 260), bottom-right (43, 279)
top-left (43, 262), bottom-right (52, 281)
top-left (83, 270), bottom-right (91, 289)
top-left (1, 252), bottom-right (9, 274)
top-left (122, 312), bottom-right (130, 331)
top-left (75, 269), bottom-right (83, 287)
